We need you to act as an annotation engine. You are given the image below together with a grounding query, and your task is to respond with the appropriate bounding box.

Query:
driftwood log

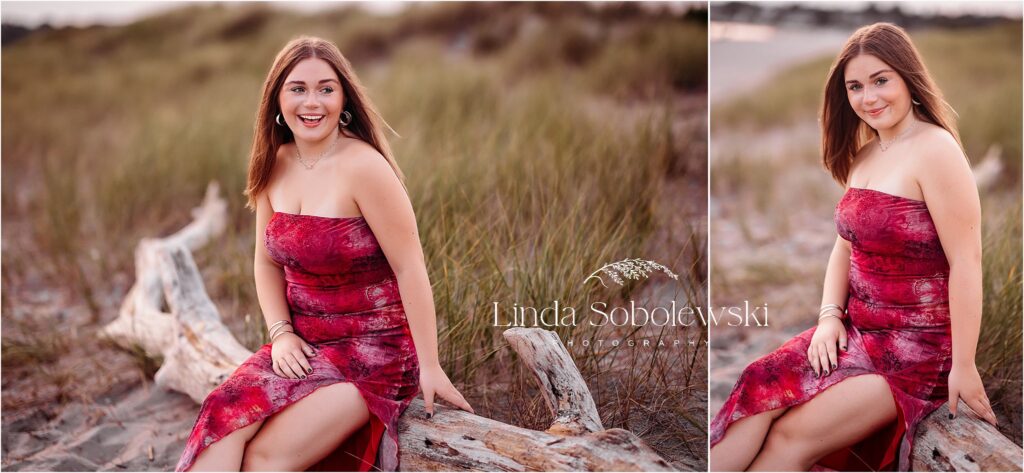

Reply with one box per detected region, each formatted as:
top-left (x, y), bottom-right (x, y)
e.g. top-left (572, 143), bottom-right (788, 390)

top-left (503, 328), bottom-right (604, 436)
top-left (911, 399), bottom-right (1023, 471)
top-left (101, 182), bottom-right (677, 472)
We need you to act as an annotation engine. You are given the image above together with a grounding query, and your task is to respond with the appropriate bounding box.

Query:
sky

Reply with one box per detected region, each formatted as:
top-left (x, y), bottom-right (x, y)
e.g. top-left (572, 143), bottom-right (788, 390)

top-left (794, 1), bottom-right (1022, 18)
top-left (2, 1), bottom-right (1020, 29)
top-left (0, 1), bottom-right (406, 28)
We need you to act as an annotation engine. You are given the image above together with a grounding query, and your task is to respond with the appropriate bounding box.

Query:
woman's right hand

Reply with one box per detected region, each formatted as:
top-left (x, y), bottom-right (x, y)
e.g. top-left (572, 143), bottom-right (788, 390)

top-left (808, 317), bottom-right (848, 377)
top-left (271, 332), bottom-right (318, 379)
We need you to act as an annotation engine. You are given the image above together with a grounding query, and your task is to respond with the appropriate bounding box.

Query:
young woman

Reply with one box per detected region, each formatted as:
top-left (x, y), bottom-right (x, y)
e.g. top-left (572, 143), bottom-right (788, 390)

top-left (710, 23), bottom-right (997, 472)
top-left (176, 35), bottom-right (474, 472)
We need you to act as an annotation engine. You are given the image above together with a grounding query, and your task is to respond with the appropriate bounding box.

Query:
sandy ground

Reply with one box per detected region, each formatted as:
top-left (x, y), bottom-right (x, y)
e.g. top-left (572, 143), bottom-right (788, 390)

top-left (3, 381), bottom-right (194, 471)
top-left (0, 274), bottom-right (196, 471)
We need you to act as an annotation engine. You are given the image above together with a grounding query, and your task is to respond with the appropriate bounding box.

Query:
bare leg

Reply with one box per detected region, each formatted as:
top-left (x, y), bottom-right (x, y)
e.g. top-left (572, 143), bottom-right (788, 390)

top-left (749, 374), bottom-right (897, 471)
top-left (710, 407), bottom-right (787, 472)
top-left (241, 382), bottom-right (372, 471)
top-left (187, 419), bottom-right (265, 472)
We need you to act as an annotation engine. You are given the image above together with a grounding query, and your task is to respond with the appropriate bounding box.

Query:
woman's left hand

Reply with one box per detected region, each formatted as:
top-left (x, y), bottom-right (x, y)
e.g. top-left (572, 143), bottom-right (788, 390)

top-left (947, 363), bottom-right (997, 426)
top-left (419, 362), bottom-right (475, 418)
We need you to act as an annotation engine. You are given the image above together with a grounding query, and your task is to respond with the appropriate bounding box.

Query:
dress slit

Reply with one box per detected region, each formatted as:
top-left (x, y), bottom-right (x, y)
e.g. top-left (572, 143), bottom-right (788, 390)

top-left (308, 410), bottom-right (387, 472)
top-left (815, 373), bottom-right (907, 471)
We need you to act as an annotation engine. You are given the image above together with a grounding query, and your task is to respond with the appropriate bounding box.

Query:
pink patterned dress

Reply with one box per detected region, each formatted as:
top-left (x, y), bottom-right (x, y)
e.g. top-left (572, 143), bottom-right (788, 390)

top-left (176, 212), bottom-right (420, 472)
top-left (710, 187), bottom-right (953, 471)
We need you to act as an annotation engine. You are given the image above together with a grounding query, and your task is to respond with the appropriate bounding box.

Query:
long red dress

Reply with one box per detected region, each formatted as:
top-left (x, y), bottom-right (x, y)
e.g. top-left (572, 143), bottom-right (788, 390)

top-left (710, 187), bottom-right (953, 471)
top-left (176, 212), bottom-right (420, 472)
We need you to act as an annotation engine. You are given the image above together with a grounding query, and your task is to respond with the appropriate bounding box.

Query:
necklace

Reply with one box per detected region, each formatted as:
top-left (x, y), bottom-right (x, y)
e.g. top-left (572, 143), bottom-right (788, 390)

top-left (878, 120), bottom-right (918, 152)
top-left (294, 132), bottom-right (341, 170)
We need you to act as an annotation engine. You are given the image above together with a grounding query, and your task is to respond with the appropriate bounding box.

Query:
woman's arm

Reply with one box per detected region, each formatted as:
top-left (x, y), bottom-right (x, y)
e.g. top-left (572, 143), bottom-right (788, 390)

top-left (350, 149), bottom-right (474, 416)
top-left (808, 234), bottom-right (852, 377)
top-left (254, 191), bottom-right (291, 331)
top-left (254, 191), bottom-right (315, 379)
top-left (820, 235), bottom-right (852, 317)
top-left (917, 131), bottom-right (996, 425)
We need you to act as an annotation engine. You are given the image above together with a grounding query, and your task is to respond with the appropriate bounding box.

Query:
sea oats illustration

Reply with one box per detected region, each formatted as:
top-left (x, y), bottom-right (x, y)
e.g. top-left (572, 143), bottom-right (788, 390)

top-left (583, 258), bottom-right (679, 288)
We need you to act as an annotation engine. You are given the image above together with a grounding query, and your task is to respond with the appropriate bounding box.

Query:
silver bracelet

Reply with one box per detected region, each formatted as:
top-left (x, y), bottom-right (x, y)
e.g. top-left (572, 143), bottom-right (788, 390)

top-left (268, 320), bottom-right (292, 339)
top-left (818, 312), bottom-right (843, 323)
top-left (268, 322), bottom-right (289, 338)
top-left (271, 329), bottom-right (294, 343)
top-left (269, 326), bottom-right (291, 341)
top-left (268, 320), bottom-right (290, 332)
top-left (818, 308), bottom-right (844, 318)
top-left (819, 303), bottom-right (844, 316)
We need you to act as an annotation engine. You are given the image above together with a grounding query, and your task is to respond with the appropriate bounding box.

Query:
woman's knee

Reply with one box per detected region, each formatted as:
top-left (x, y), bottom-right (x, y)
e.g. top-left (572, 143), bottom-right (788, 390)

top-left (760, 411), bottom-right (816, 461)
top-left (205, 418), bottom-right (264, 450)
top-left (239, 445), bottom-right (284, 472)
top-left (186, 419), bottom-right (264, 472)
top-left (234, 419), bottom-right (265, 443)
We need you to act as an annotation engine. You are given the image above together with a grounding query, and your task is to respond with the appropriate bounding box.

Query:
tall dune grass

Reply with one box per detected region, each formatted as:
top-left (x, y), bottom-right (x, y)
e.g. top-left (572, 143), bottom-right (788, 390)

top-left (978, 197), bottom-right (1023, 440)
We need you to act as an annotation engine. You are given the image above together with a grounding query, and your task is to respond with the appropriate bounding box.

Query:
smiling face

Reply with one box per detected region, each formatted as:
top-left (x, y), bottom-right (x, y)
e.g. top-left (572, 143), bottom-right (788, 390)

top-left (278, 57), bottom-right (344, 140)
top-left (843, 53), bottom-right (913, 133)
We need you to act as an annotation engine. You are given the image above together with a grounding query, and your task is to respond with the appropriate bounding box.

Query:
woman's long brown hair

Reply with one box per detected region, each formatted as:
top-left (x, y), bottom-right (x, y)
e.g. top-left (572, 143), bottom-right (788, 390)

top-left (821, 22), bottom-right (964, 186)
top-left (243, 35), bottom-right (404, 210)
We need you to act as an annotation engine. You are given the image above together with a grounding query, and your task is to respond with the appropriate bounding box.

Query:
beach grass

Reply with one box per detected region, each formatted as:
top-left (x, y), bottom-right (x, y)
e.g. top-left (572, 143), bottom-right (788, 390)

top-left (978, 197), bottom-right (1023, 437)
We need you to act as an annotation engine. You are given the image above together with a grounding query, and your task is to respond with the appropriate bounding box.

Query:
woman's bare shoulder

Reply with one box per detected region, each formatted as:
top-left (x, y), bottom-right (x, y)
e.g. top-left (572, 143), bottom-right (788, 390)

top-left (916, 123), bottom-right (962, 155)
top-left (908, 124), bottom-right (965, 176)
top-left (345, 137), bottom-right (385, 160)
top-left (912, 124), bottom-right (972, 199)
top-left (339, 139), bottom-right (391, 180)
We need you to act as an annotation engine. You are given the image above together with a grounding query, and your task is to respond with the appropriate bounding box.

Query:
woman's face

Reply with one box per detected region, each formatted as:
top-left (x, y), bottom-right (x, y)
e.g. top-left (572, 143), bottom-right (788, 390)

top-left (278, 57), bottom-right (344, 141)
top-left (843, 53), bottom-right (913, 131)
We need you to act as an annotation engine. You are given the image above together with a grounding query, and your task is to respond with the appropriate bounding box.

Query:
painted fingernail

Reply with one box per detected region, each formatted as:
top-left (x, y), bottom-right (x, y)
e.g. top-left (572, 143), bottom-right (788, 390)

top-left (948, 413), bottom-right (955, 420)
top-left (831, 363), bottom-right (837, 370)
top-left (824, 369), bottom-right (829, 375)
top-left (300, 374), bottom-right (306, 379)
top-left (307, 368), bottom-right (313, 374)
top-left (841, 346), bottom-right (847, 350)
top-left (426, 413), bottom-right (432, 419)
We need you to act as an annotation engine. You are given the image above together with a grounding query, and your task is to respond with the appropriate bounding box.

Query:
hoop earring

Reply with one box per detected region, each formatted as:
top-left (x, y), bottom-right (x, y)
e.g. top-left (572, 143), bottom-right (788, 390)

top-left (339, 110), bottom-right (352, 127)
top-left (275, 113), bottom-right (285, 126)
top-left (912, 98), bottom-right (922, 106)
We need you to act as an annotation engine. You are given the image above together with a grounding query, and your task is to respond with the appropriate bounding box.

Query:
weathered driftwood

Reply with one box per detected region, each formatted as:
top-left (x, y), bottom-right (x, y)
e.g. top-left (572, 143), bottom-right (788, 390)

top-left (911, 399), bottom-right (1023, 471)
top-left (103, 182), bottom-right (676, 472)
top-left (398, 399), bottom-right (672, 471)
top-left (101, 181), bottom-right (229, 358)
top-left (502, 328), bottom-right (603, 435)
top-left (152, 245), bottom-right (253, 400)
